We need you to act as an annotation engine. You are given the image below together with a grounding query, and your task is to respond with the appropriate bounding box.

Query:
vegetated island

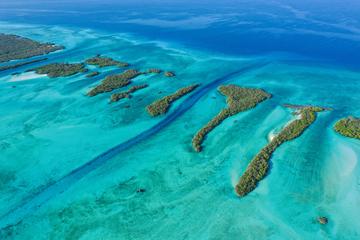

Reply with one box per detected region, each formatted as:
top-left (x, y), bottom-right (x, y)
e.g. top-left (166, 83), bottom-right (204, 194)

top-left (164, 71), bottom-right (175, 77)
top-left (147, 68), bottom-right (162, 74)
top-left (86, 71), bottom-right (100, 78)
top-left (235, 106), bottom-right (326, 197)
top-left (146, 84), bottom-right (199, 117)
top-left (0, 33), bottom-right (63, 63)
top-left (283, 103), bottom-right (333, 111)
top-left (192, 85), bottom-right (271, 152)
top-left (0, 58), bottom-right (47, 72)
top-left (85, 55), bottom-right (129, 68)
top-left (110, 84), bottom-right (148, 102)
top-left (87, 69), bottom-right (141, 97)
top-left (334, 116), bottom-right (360, 139)
top-left (318, 216), bottom-right (328, 225)
top-left (32, 63), bottom-right (88, 78)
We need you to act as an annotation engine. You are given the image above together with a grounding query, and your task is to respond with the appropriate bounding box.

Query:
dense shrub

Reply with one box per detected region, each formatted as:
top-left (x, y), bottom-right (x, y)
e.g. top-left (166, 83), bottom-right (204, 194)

top-left (0, 34), bottom-right (63, 62)
top-left (87, 69), bottom-right (141, 96)
top-left (146, 84), bottom-right (199, 116)
top-left (86, 71), bottom-right (100, 78)
top-left (0, 58), bottom-right (47, 72)
top-left (110, 84), bottom-right (148, 102)
top-left (147, 68), bottom-right (162, 74)
top-left (235, 106), bottom-right (325, 197)
top-left (334, 117), bottom-right (360, 139)
top-left (85, 55), bottom-right (129, 67)
top-left (33, 63), bottom-right (87, 78)
top-left (192, 85), bottom-right (271, 152)
top-left (164, 71), bottom-right (175, 77)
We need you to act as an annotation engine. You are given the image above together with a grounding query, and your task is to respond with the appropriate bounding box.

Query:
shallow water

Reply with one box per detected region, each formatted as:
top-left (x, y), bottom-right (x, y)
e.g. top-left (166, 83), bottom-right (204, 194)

top-left (0, 14), bottom-right (359, 240)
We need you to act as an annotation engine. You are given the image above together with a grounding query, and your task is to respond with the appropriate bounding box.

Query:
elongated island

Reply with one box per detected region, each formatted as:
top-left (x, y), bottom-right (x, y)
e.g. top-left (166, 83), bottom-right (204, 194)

top-left (146, 84), bottom-right (199, 116)
top-left (192, 84), bottom-right (271, 152)
top-left (235, 106), bottom-right (326, 197)
top-left (110, 84), bottom-right (148, 102)
top-left (32, 63), bottom-right (88, 78)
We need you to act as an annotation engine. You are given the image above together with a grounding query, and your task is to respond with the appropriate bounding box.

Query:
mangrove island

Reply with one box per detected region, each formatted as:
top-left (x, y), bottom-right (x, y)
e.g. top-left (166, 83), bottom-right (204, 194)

top-left (334, 116), bottom-right (360, 139)
top-left (192, 85), bottom-right (271, 152)
top-left (87, 69), bottom-right (141, 96)
top-left (0, 33), bottom-right (63, 63)
top-left (164, 71), bottom-right (175, 77)
top-left (110, 84), bottom-right (148, 102)
top-left (146, 84), bottom-right (199, 116)
top-left (85, 55), bottom-right (129, 68)
top-left (235, 106), bottom-right (326, 197)
top-left (147, 68), bottom-right (162, 74)
top-left (86, 71), bottom-right (100, 78)
top-left (0, 58), bottom-right (47, 72)
top-left (32, 63), bottom-right (87, 78)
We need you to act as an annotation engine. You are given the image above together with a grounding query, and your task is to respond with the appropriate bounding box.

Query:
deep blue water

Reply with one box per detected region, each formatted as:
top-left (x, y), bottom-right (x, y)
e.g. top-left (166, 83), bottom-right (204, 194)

top-left (1, 0), bottom-right (360, 68)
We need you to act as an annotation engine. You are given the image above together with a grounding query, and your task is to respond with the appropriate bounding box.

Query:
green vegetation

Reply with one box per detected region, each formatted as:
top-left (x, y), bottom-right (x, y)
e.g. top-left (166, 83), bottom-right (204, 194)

top-left (192, 85), bottom-right (271, 152)
top-left (164, 71), bottom-right (175, 77)
top-left (235, 106), bottom-right (325, 197)
top-left (85, 55), bottom-right (129, 68)
top-left (334, 116), bottom-right (360, 139)
top-left (0, 58), bottom-right (47, 72)
top-left (283, 104), bottom-right (332, 111)
top-left (87, 69), bottom-right (141, 97)
top-left (318, 217), bottom-right (328, 225)
top-left (147, 68), bottom-right (162, 74)
top-left (86, 71), bottom-right (100, 78)
top-left (32, 63), bottom-right (87, 78)
top-left (110, 84), bottom-right (148, 102)
top-left (0, 33), bottom-right (63, 63)
top-left (146, 84), bottom-right (199, 116)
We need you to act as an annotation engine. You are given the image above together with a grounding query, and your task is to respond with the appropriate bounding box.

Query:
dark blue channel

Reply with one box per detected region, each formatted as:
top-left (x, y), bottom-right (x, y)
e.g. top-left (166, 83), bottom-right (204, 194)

top-left (0, 62), bottom-right (267, 229)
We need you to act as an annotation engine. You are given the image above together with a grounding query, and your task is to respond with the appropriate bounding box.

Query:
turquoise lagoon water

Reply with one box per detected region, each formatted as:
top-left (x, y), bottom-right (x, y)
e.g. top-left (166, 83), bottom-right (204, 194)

top-left (0, 19), bottom-right (360, 240)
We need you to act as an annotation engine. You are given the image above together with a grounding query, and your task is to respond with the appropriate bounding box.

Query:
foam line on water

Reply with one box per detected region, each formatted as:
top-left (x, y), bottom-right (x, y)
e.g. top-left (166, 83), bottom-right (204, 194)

top-left (0, 62), bottom-right (268, 229)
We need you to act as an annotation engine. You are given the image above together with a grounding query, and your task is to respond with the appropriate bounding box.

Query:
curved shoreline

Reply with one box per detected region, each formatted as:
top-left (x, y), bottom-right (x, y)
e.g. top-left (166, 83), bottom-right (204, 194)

top-left (334, 116), bottom-right (360, 139)
top-left (0, 62), bottom-right (268, 229)
top-left (192, 85), bottom-right (271, 152)
top-left (0, 44), bottom-right (132, 78)
top-left (235, 106), bottom-right (326, 197)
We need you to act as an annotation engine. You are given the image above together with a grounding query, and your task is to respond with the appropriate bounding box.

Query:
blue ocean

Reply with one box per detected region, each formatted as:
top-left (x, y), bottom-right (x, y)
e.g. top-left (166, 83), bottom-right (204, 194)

top-left (0, 0), bottom-right (359, 239)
